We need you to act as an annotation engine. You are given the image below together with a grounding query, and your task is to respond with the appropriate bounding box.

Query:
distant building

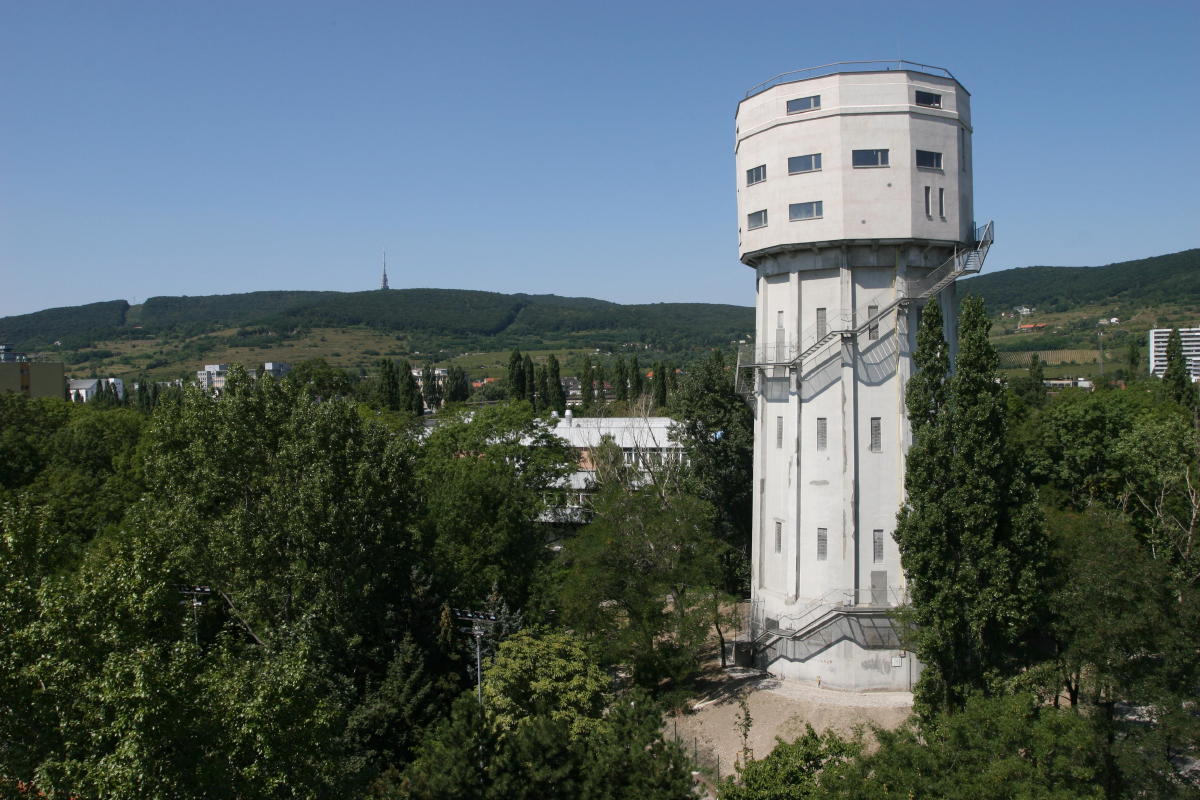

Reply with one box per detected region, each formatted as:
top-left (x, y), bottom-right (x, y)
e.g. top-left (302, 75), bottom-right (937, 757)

top-left (0, 345), bottom-right (65, 399)
top-left (1148, 328), bottom-right (1200, 381)
top-left (68, 377), bottom-right (125, 403)
top-left (196, 362), bottom-right (291, 392)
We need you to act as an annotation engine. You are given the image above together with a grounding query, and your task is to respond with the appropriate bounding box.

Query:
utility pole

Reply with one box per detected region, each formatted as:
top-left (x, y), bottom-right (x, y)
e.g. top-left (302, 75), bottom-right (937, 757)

top-left (453, 608), bottom-right (498, 706)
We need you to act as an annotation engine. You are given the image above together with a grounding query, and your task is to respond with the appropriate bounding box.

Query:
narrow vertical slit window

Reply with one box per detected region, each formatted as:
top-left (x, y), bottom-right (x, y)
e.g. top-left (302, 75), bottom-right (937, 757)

top-left (774, 521), bottom-right (782, 553)
top-left (816, 417), bottom-right (827, 451)
top-left (873, 529), bottom-right (884, 563)
top-left (816, 308), bottom-right (827, 338)
top-left (938, 187), bottom-right (946, 218)
top-left (867, 304), bottom-right (879, 341)
top-left (817, 528), bottom-right (828, 561)
top-left (776, 416), bottom-right (784, 449)
top-left (870, 417), bottom-right (882, 452)
top-left (924, 186), bottom-right (932, 216)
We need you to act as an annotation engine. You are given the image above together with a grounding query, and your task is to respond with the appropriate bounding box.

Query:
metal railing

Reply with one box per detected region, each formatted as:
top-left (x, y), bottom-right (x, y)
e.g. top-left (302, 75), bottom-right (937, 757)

top-left (745, 60), bottom-right (957, 98)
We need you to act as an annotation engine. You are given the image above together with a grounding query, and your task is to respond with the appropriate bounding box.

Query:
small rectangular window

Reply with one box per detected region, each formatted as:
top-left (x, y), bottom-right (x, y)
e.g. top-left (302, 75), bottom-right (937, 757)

top-left (817, 528), bottom-right (828, 561)
top-left (775, 521), bottom-right (782, 553)
top-left (816, 417), bottom-right (827, 451)
top-left (938, 187), bottom-right (945, 218)
top-left (960, 129), bottom-right (967, 172)
top-left (916, 150), bottom-right (943, 169)
top-left (746, 164), bottom-right (766, 186)
top-left (852, 149), bottom-right (889, 168)
top-left (915, 90), bottom-right (941, 108)
top-left (870, 417), bottom-right (882, 452)
top-left (873, 529), bottom-right (885, 563)
top-left (776, 416), bottom-right (784, 449)
top-left (924, 186), bottom-right (932, 216)
top-left (776, 310), bottom-right (784, 328)
top-left (816, 308), bottom-right (827, 338)
top-left (867, 304), bottom-right (879, 341)
top-left (789, 201), bottom-right (823, 221)
top-left (788, 153), bottom-right (822, 174)
top-left (747, 209), bottom-right (768, 230)
top-left (786, 95), bottom-right (820, 114)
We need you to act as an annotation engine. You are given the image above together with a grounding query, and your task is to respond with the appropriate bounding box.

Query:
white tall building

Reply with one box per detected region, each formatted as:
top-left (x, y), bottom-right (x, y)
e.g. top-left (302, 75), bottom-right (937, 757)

top-left (1148, 328), bottom-right (1200, 381)
top-left (735, 61), bottom-right (993, 690)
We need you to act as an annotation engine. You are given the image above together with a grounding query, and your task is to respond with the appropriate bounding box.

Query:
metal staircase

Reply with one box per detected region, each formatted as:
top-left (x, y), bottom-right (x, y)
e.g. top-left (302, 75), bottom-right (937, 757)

top-left (735, 222), bottom-right (994, 400)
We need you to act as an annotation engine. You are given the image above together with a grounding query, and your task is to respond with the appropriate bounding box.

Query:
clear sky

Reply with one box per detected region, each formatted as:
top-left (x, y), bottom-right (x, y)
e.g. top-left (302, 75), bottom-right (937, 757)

top-left (2, 0), bottom-right (1197, 318)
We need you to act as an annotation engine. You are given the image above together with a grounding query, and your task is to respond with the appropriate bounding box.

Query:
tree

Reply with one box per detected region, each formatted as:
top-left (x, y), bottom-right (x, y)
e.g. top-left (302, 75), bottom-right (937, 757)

top-left (376, 358), bottom-right (400, 410)
top-left (653, 362), bottom-right (668, 409)
top-left (895, 297), bottom-right (1051, 715)
top-left (444, 366), bottom-right (470, 404)
top-left (614, 357), bottom-right (628, 402)
top-left (1127, 339), bottom-right (1142, 376)
top-left (290, 357), bottom-right (356, 399)
top-left (819, 695), bottom-right (1107, 799)
top-left (535, 364), bottom-right (549, 413)
top-left (482, 628), bottom-right (610, 740)
top-left (508, 349), bottom-right (526, 401)
top-left (581, 358), bottom-right (595, 407)
top-left (399, 359), bottom-right (424, 416)
top-left (630, 355), bottom-right (644, 397)
top-left (719, 724), bottom-right (859, 800)
top-left (671, 350), bottom-right (754, 593)
top-left (421, 363), bottom-right (442, 411)
top-left (546, 354), bottom-right (566, 415)
top-left (523, 354), bottom-right (536, 406)
top-left (1161, 328), bottom-right (1195, 409)
top-left (557, 482), bottom-right (727, 688)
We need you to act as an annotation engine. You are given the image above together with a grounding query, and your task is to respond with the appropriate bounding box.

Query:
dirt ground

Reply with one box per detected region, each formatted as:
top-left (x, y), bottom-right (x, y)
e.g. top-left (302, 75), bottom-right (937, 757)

top-left (666, 664), bottom-right (913, 792)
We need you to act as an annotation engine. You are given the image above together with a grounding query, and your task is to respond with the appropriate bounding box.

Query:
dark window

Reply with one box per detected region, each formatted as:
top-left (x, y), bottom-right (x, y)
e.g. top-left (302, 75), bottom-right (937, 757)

top-left (924, 186), bottom-right (932, 216)
top-left (746, 164), bottom-right (766, 185)
top-left (786, 95), bottom-right (820, 114)
top-left (916, 150), bottom-right (943, 169)
top-left (817, 528), bottom-right (828, 561)
top-left (870, 417), bottom-right (882, 452)
top-left (789, 201), bottom-right (823, 220)
top-left (816, 308), bottom-right (828, 338)
top-left (915, 90), bottom-right (941, 108)
top-left (867, 304), bottom-right (879, 340)
top-left (747, 209), bottom-right (767, 229)
top-left (788, 153), bottom-right (821, 174)
top-left (938, 187), bottom-right (946, 218)
top-left (816, 417), bottom-right (827, 451)
top-left (852, 149), bottom-right (889, 168)
top-left (776, 416), bottom-right (783, 448)
top-left (774, 521), bottom-right (782, 553)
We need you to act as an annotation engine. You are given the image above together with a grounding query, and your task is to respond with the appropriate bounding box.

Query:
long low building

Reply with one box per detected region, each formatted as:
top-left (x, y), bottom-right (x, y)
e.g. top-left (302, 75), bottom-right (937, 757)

top-left (0, 345), bottom-right (65, 399)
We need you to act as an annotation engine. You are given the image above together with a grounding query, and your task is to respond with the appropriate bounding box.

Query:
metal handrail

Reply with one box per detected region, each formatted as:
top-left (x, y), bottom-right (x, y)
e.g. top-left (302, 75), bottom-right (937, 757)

top-left (745, 60), bottom-right (957, 98)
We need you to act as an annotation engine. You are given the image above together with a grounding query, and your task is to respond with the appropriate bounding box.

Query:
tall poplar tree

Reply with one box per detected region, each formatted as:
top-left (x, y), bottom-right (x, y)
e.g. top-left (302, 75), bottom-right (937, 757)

top-left (653, 361), bottom-right (668, 408)
top-left (534, 364), bottom-right (549, 413)
top-left (508, 349), bottom-right (525, 401)
top-left (580, 358), bottom-right (595, 407)
top-left (895, 297), bottom-right (1050, 715)
top-left (523, 355), bottom-right (536, 407)
top-left (593, 364), bottom-right (607, 406)
top-left (421, 364), bottom-right (441, 411)
top-left (1161, 328), bottom-right (1194, 409)
top-left (546, 354), bottom-right (566, 414)
top-left (629, 356), bottom-right (644, 398)
top-left (377, 359), bottom-right (400, 411)
top-left (398, 360), bottom-right (423, 416)
top-left (614, 358), bottom-right (628, 402)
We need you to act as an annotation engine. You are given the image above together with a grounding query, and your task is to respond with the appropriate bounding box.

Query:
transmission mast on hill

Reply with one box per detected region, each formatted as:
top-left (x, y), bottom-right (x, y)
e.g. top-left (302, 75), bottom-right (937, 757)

top-left (380, 251), bottom-right (390, 290)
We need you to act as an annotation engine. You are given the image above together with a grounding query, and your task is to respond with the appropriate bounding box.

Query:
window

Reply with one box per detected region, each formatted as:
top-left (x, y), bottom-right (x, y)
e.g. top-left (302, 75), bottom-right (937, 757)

top-left (852, 149), bottom-right (889, 168)
top-left (789, 201), bottom-right (823, 221)
top-left (776, 416), bottom-right (783, 448)
top-left (938, 187), bottom-right (945, 218)
top-left (816, 417), bottom-right (827, 451)
top-left (788, 153), bottom-right (821, 174)
top-left (873, 529), bottom-right (884, 563)
top-left (924, 186), bottom-right (932, 216)
top-left (747, 209), bottom-right (768, 229)
top-left (916, 150), bottom-right (943, 169)
top-left (870, 417), bottom-right (882, 452)
top-left (746, 164), bottom-right (766, 186)
top-left (915, 90), bottom-right (941, 108)
top-left (816, 308), bottom-right (827, 338)
top-left (960, 129), bottom-right (968, 172)
top-left (786, 94), bottom-right (820, 114)
top-left (817, 528), bottom-right (828, 561)
top-left (867, 304), bottom-right (879, 341)
top-left (774, 521), bottom-right (782, 553)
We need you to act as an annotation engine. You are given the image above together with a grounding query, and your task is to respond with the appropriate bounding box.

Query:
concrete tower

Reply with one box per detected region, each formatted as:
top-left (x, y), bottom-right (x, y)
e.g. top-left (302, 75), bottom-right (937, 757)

top-left (734, 62), bottom-right (993, 691)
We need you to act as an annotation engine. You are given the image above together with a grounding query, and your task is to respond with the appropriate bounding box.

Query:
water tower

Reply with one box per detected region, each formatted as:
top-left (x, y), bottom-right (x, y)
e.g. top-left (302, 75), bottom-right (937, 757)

top-left (734, 61), bottom-right (993, 691)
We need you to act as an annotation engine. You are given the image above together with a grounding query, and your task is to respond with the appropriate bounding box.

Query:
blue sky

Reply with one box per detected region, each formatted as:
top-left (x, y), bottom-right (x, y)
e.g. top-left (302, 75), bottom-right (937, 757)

top-left (2, 0), bottom-right (1197, 318)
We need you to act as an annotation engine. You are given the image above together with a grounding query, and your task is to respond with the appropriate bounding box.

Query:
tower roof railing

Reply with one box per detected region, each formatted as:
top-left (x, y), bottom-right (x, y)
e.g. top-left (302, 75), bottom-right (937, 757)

top-left (745, 60), bottom-right (958, 99)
